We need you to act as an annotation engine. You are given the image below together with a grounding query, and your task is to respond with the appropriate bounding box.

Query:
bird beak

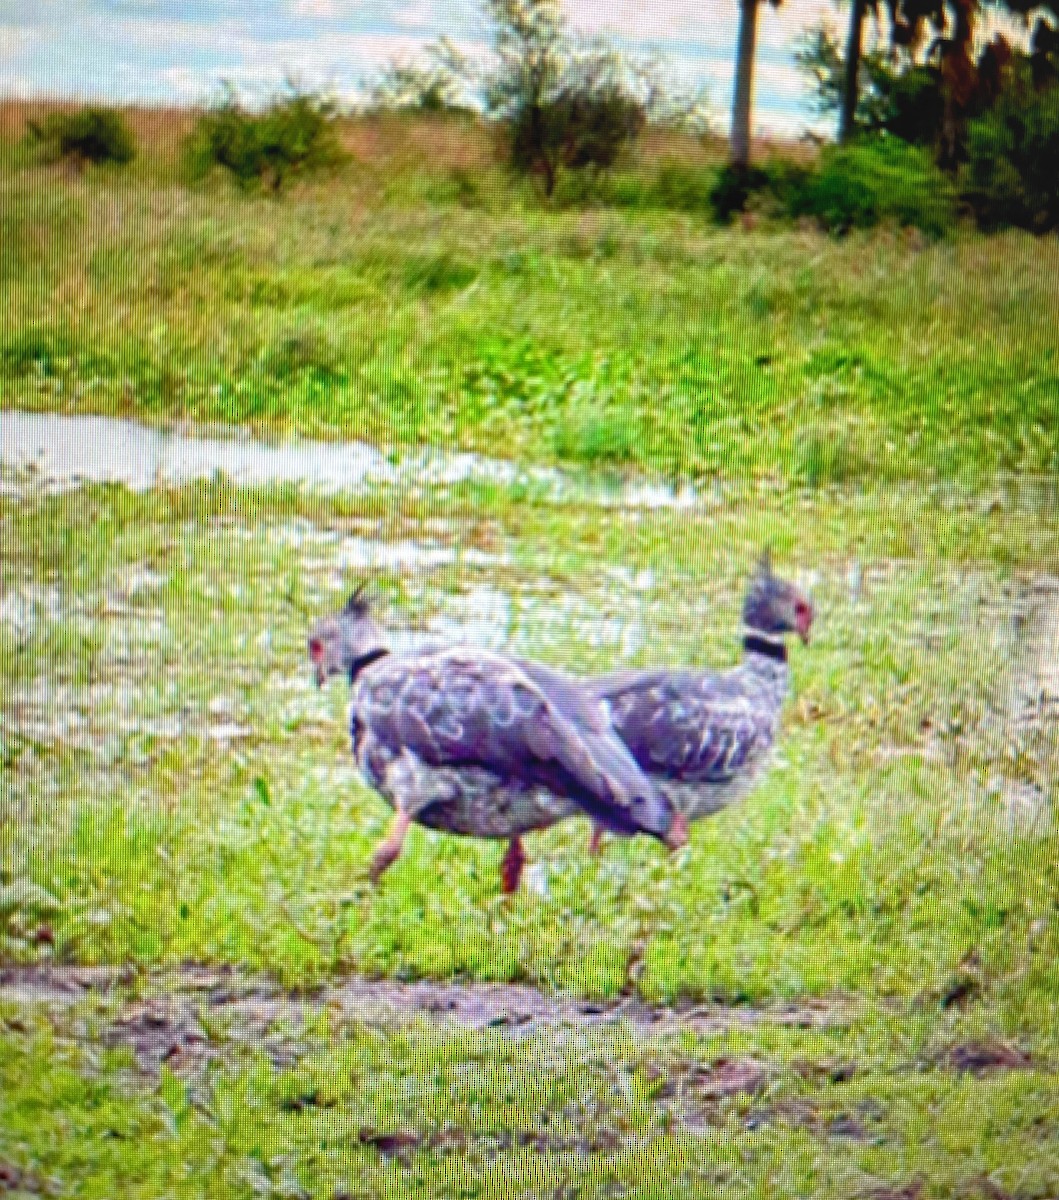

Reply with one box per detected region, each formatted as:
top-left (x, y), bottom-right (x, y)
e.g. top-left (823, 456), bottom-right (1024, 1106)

top-left (665, 810), bottom-right (689, 851)
top-left (314, 665), bottom-right (325, 689)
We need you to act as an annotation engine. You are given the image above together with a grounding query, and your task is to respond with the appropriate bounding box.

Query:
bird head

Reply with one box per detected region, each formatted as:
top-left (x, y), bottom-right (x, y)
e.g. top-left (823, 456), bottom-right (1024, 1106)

top-left (742, 550), bottom-right (814, 645)
top-left (307, 585), bottom-right (386, 687)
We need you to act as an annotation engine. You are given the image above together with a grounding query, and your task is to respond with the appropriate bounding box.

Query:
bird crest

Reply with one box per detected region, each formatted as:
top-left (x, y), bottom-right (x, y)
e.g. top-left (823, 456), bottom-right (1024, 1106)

top-left (344, 582), bottom-right (372, 618)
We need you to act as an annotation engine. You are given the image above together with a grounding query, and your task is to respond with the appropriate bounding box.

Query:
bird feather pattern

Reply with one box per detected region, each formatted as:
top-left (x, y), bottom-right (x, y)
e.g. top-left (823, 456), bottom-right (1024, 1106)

top-left (352, 647), bottom-right (673, 839)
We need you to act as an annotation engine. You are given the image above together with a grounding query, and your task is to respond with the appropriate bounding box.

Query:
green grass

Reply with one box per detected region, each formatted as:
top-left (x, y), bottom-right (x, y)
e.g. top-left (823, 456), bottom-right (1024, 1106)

top-left (1, 118), bottom-right (1057, 485)
top-left (2, 476), bottom-right (1054, 999)
top-left (3, 1007), bottom-right (1059, 1199)
top-left (2, 468), bottom-right (1058, 1195)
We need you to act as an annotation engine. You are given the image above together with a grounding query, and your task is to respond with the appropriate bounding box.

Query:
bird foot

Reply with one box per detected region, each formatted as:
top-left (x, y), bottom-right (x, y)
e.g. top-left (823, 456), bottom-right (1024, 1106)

top-left (500, 838), bottom-right (526, 894)
top-left (368, 844), bottom-right (401, 885)
top-left (588, 824), bottom-right (605, 855)
top-left (666, 810), bottom-right (689, 851)
top-left (368, 810), bottom-right (412, 885)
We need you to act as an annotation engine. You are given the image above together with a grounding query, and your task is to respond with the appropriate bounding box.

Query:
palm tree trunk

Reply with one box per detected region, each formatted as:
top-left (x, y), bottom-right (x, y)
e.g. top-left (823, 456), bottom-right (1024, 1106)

top-left (839, 0), bottom-right (867, 143)
top-left (730, 0), bottom-right (760, 169)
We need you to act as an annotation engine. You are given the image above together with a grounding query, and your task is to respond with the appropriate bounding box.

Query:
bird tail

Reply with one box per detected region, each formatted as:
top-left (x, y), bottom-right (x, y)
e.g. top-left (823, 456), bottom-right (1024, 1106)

top-left (579, 726), bottom-right (676, 843)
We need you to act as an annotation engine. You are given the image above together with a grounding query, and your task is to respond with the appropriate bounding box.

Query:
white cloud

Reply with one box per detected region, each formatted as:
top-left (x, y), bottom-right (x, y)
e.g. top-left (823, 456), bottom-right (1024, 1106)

top-left (0, 24), bottom-right (37, 56)
top-left (289, 0), bottom-right (344, 15)
top-left (564, 0), bottom-right (727, 44)
top-left (390, 0), bottom-right (448, 29)
top-left (1, 74), bottom-right (35, 98)
top-left (159, 63), bottom-right (213, 100)
top-left (758, 0), bottom-right (838, 51)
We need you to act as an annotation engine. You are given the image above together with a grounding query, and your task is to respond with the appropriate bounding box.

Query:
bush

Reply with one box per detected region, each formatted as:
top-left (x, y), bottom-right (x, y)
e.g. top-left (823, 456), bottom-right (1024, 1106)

top-left (26, 106), bottom-right (136, 168)
top-left (553, 406), bottom-right (639, 465)
top-left (783, 138), bottom-right (955, 235)
top-left (506, 77), bottom-right (646, 195)
top-left (186, 85), bottom-right (345, 193)
top-left (708, 163), bottom-right (773, 222)
top-left (963, 71), bottom-right (1059, 232)
top-left (369, 1), bottom-right (704, 196)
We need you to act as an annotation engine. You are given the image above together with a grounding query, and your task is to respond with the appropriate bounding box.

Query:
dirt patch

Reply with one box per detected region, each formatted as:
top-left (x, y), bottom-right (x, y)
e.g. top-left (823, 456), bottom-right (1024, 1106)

top-left (946, 1041), bottom-right (1034, 1075)
top-left (644, 1055), bottom-right (769, 1101)
top-left (0, 962), bottom-right (848, 1074)
top-left (860, 1185), bottom-right (923, 1200)
top-left (638, 1055), bottom-right (771, 1135)
top-left (0, 1160), bottom-right (55, 1196)
top-left (746, 1096), bottom-right (884, 1142)
top-left (353, 1123), bottom-right (622, 1164)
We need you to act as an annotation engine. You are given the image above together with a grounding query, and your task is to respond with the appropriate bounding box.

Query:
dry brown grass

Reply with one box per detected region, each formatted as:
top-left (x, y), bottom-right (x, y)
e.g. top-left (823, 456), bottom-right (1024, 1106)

top-left (0, 96), bottom-right (812, 174)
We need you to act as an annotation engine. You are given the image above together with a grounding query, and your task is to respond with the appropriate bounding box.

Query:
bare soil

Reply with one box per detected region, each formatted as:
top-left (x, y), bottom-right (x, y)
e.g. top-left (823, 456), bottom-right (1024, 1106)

top-left (0, 962), bottom-right (845, 1074)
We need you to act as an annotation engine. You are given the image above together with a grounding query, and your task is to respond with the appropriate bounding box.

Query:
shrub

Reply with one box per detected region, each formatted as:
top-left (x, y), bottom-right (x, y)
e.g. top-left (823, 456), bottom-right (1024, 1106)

top-left (0, 328), bottom-right (73, 377)
top-left (783, 138), bottom-right (955, 235)
top-left (186, 85), bottom-right (345, 193)
top-left (369, 1), bottom-right (704, 196)
top-left (553, 406), bottom-right (639, 465)
top-left (708, 163), bottom-right (772, 222)
top-left (26, 106), bottom-right (136, 168)
top-left (963, 70), bottom-right (1059, 232)
top-left (505, 76), bottom-right (646, 195)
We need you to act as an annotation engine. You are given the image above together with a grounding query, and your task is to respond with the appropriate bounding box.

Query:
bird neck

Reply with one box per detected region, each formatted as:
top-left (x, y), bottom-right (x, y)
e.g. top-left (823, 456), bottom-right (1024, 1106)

top-left (742, 632), bottom-right (787, 664)
top-left (347, 647), bottom-right (389, 683)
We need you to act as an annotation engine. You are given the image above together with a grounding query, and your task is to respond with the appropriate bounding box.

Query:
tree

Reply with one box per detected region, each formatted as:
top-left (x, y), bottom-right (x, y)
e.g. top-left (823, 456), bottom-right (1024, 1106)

top-left (367, 37), bottom-right (477, 113)
top-left (964, 61), bottom-right (1059, 230)
top-left (372, 0), bottom-right (688, 195)
top-left (730, 0), bottom-right (783, 169)
top-left (802, 0), bottom-right (1058, 154)
top-left (797, 20), bottom-right (946, 140)
top-left (840, 0), bottom-right (873, 140)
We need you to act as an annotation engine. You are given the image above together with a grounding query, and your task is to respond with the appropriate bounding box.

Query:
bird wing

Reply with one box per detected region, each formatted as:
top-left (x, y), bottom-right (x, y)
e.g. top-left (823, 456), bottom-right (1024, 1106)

top-left (514, 657), bottom-right (670, 827)
top-left (593, 668), bottom-right (775, 784)
top-left (356, 648), bottom-right (671, 836)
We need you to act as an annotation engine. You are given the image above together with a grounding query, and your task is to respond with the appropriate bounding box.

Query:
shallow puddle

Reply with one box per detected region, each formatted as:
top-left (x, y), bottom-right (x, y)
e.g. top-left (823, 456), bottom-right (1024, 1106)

top-left (0, 410), bottom-right (700, 508)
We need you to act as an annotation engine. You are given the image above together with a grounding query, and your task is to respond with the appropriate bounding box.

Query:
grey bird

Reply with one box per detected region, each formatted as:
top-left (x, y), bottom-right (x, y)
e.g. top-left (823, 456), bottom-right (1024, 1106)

top-left (585, 553), bottom-right (814, 851)
top-left (308, 589), bottom-right (687, 892)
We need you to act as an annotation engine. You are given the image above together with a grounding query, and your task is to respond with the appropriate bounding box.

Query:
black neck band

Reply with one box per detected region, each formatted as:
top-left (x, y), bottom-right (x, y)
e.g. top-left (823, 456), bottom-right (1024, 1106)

top-left (348, 647), bottom-right (389, 683)
top-left (743, 634), bottom-right (787, 663)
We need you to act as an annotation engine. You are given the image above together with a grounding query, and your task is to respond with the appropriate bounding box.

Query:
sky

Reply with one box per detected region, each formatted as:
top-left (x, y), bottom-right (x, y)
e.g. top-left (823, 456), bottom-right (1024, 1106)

top-left (0, 0), bottom-right (849, 137)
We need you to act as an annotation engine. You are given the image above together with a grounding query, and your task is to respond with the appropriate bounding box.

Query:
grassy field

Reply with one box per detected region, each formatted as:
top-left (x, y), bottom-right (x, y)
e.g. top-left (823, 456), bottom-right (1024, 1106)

top-left (2, 104), bottom-right (1059, 1198)
top-left (2, 104), bottom-right (1057, 487)
top-left (2, 466), bottom-right (1058, 1197)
